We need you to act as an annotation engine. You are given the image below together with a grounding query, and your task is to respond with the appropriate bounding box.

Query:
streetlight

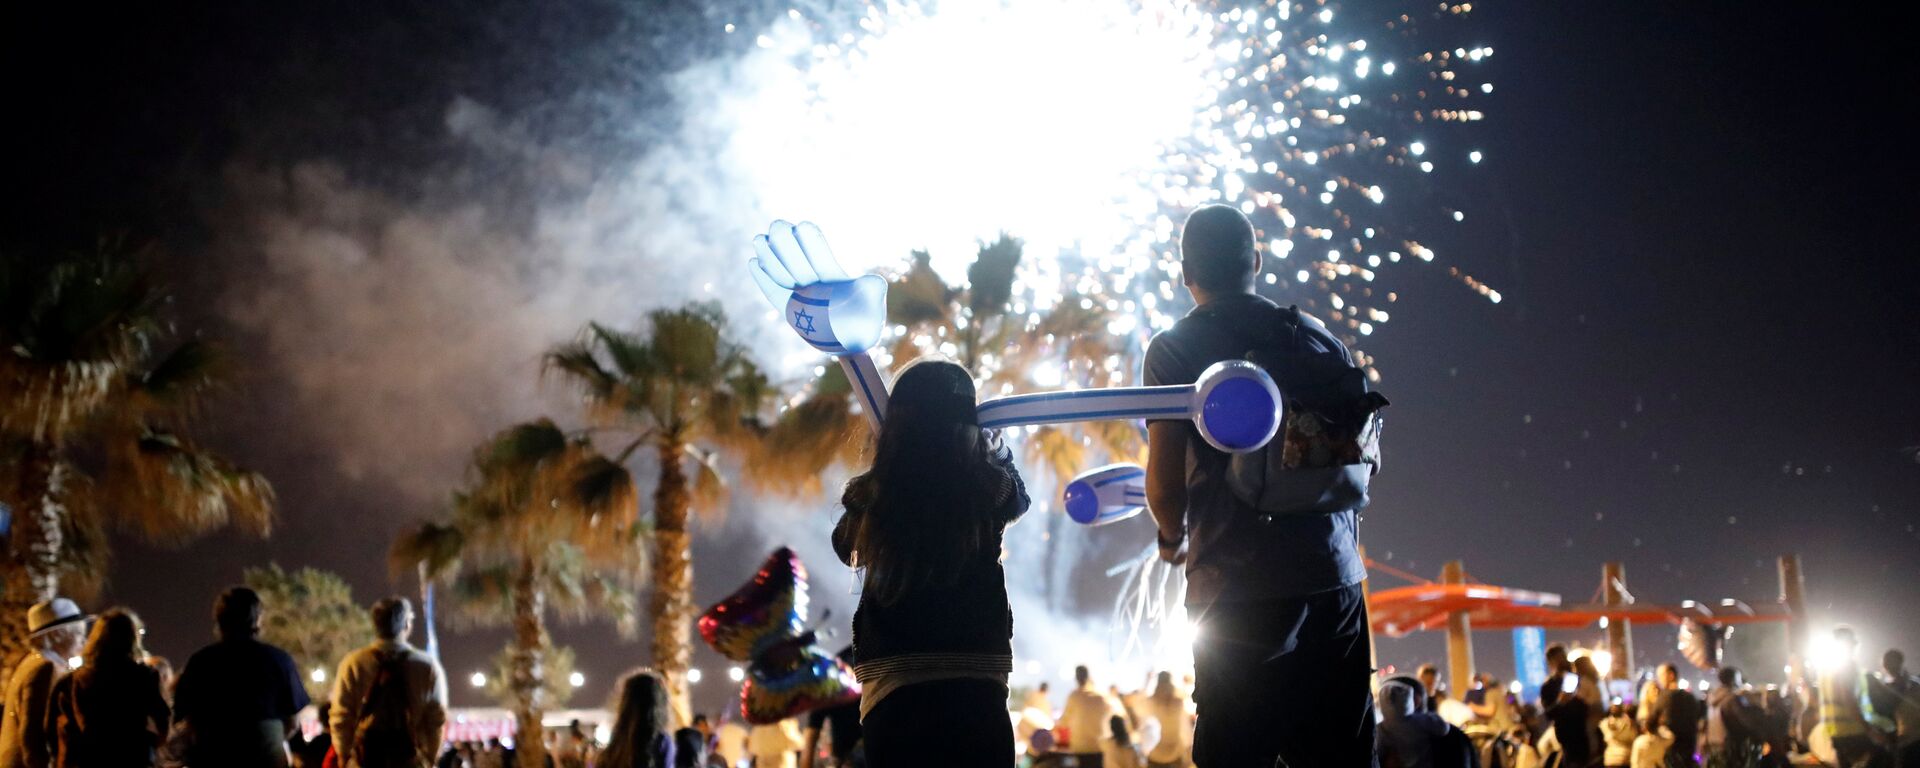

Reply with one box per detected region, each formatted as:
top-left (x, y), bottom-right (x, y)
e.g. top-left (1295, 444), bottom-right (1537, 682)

top-left (470, 672), bottom-right (487, 688)
top-left (310, 668), bottom-right (328, 684)
top-left (687, 668), bottom-right (703, 684)
top-left (569, 671), bottom-right (586, 688)
top-left (727, 666), bottom-right (745, 683)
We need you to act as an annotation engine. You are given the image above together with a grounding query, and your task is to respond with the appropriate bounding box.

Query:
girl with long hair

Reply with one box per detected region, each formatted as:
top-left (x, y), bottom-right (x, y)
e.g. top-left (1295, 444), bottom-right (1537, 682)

top-left (600, 669), bottom-right (672, 768)
top-left (832, 359), bottom-right (1029, 766)
top-left (47, 608), bottom-right (171, 767)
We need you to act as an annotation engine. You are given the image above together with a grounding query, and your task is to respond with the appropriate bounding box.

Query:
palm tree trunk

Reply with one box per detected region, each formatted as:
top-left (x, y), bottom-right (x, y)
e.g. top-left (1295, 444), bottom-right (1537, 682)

top-left (511, 557), bottom-right (549, 768)
top-left (2, 444), bottom-right (66, 668)
top-left (650, 437), bottom-right (694, 727)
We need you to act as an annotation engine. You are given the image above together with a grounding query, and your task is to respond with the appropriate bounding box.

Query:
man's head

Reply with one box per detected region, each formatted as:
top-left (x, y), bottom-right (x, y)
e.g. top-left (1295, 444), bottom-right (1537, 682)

top-left (26, 598), bottom-right (90, 658)
top-left (1417, 664), bottom-right (1439, 692)
top-left (1179, 204), bottom-right (1259, 302)
top-left (1038, 681), bottom-right (1050, 693)
top-left (1833, 625), bottom-right (1858, 653)
top-left (1545, 643), bottom-right (1569, 671)
top-left (1718, 666), bottom-right (1742, 689)
top-left (371, 596), bottom-right (414, 642)
top-left (692, 713), bottom-right (711, 736)
top-left (1074, 665), bottom-right (1091, 687)
top-left (1658, 663), bottom-right (1680, 688)
top-left (1885, 648), bottom-right (1905, 677)
top-left (214, 586), bottom-right (264, 640)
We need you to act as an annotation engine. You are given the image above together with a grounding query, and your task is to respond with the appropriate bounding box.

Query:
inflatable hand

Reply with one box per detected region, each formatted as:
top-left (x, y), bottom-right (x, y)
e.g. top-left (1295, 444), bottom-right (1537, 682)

top-left (750, 220), bottom-right (888, 355)
top-left (698, 547), bottom-right (860, 724)
top-left (750, 221), bottom-right (890, 429)
top-left (1062, 463), bottom-right (1147, 526)
top-left (977, 360), bottom-right (1284, 454)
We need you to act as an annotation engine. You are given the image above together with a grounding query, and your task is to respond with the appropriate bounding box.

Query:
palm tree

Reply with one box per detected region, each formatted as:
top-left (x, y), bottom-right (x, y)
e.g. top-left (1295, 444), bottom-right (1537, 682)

top-left (393, 418), bottom-right (641, 768)
top-left (542, 303), bottom-right (770, 724)
top-left (759, 236), bottom-right (1142, 610)
top-left (0, 243), bottom-right (275, 665)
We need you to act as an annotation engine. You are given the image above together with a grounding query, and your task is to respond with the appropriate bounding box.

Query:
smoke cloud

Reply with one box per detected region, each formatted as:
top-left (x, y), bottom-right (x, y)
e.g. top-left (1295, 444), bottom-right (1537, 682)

top-left (165, 6), bottom-right (1172, 705)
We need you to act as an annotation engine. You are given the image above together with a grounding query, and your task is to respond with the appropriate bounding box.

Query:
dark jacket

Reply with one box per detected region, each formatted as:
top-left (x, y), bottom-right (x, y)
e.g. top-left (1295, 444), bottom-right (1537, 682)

top-left (47, 659), bottom-right (170, 768)
top-left (833, 442), bottom-right (1028, 680)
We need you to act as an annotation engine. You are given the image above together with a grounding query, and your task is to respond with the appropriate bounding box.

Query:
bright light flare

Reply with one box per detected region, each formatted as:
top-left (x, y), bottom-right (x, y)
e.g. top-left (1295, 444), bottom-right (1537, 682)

top-left (310, 667), bottom-right (328, 684)
top-left (469, 672), bottom-right (487, 688)
top-left (1808, 631), bottom-right (1854, 673)
top-left (737, 0), bottom-right (1217, 280)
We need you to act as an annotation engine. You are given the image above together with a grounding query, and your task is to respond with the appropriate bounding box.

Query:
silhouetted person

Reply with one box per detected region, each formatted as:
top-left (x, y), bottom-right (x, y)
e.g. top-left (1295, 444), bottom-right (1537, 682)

top-left (172, 587), bottom-right (310, 768)
top-left (1539, 644), bottom-right (1591, 766)
top-left (46, 608), bottom-right (170, 767)
top-left (1, 598), bottom-right (89, 768)
top-left (600, 669), bottom-right (672, 768)
top-left (1144, 204), bottom-right (1381, 767)
top-left (832, 360), bottom-right (1030, 765)
top-left (330, 597), bottom-right (447, 768)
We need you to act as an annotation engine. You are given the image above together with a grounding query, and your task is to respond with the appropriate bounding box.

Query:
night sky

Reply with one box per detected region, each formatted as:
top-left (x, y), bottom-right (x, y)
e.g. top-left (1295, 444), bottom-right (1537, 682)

top-left (7, 0), bottom-right (1917, 715)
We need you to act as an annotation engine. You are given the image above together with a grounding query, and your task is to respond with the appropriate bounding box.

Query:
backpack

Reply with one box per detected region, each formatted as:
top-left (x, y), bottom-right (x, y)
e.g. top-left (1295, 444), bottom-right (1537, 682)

top-left (354, 650), bottom-right (419, 768)
top-left (1224, 304), bottom-right (1388, 514)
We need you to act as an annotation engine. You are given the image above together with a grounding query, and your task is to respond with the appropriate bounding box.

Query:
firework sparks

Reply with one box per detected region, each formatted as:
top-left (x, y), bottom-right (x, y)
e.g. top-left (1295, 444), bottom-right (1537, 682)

top-left (729, 0), bottom-right (1496, 385)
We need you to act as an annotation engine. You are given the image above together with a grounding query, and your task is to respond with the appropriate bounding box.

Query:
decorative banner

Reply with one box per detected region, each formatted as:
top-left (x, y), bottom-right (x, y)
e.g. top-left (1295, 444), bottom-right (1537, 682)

top-left (978, 360), bottom-right (1284, 454)
top-left (697, 547), bottom-right (860, 724)
top-left (1062, 463), bottom-right (1147, 526)
top-left (1512, 626), bottom-right (1547, 704)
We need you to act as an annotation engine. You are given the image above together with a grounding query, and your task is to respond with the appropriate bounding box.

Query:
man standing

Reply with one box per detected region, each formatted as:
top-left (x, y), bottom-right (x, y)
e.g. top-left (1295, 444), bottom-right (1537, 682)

top-left (1539, 645), bottom-right (1591, 767)
top-left (1058, 666), bottom-right (1122, 766)
top-left (0, 599), bottom-right (88, 768)
top-left (1144, 204), bottom-right (1380, 767)
top-left (172, 586), bottom-right (312, 768)
top-left (1658, 668), bottom-right (1704, 765)
top-left (1871, 649), bottom-right (1920, 767)
top-left (330, 597), bottom-right (448, 768)
top-left (1820, 626), bottom-right (1892, 768)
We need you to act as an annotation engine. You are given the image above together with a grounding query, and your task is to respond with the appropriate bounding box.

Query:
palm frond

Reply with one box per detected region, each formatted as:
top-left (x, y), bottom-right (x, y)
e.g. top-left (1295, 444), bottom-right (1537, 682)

top-left (685, 445), bottom-right (729, 516)
top-left (567, 451), bottom-right (637, 527)
top-left (134, 339), bottom-right (222, 413)
top-left (542, 339), bottom-right (618, 402)
top-left (391, 520), bottom-right (466, 580)
top-left (116, 429), bottom-right (277, 546)
top-left (746, 392), bottom-right (866, 497)
top-left (966, 233), bottom-right (1023, 321)
top-left (887, 250), bottom-right (953, 327)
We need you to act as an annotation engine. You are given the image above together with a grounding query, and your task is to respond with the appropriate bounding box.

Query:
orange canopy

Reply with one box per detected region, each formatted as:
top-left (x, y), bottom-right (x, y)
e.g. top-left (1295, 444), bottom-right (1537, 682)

top-left (1368, 583), bottom-right (1791, 639)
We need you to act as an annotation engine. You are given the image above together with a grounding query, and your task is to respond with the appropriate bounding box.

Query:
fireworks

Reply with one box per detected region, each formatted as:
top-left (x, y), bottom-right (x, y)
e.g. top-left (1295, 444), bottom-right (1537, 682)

top-left (731, 0), bottom-right (1498, 383)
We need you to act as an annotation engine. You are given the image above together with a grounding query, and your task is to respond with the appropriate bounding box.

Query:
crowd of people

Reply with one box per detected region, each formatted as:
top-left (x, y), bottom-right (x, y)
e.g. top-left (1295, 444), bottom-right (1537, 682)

top-left (1, 207), bottom-right (1911, 768)
top-left (1379, 629), bottom-right (1920, 768)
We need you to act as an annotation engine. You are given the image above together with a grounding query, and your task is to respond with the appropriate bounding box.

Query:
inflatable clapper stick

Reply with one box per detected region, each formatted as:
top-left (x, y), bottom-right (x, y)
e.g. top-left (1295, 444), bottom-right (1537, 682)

top-left (1062, 463), bottom-right (1148, 526)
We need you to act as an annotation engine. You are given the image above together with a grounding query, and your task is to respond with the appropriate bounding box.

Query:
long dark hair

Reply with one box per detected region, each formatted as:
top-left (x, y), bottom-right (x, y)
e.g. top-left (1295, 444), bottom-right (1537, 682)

top-left (83, 608), bottom-right (144, 666)
top-left (842, 359), bottom-right (1003, 606)
top-left (601, 668), bottom-right (669, 768)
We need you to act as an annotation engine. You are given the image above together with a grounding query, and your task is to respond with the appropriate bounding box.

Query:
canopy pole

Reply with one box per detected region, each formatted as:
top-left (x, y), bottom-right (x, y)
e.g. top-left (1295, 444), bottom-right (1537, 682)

top-left (1442, 560), bottom-right (1474, 692)
top-left (1603, 562), bottom-right (1633, 680)
top-left (1780, 554), bottom-right (1808, 689)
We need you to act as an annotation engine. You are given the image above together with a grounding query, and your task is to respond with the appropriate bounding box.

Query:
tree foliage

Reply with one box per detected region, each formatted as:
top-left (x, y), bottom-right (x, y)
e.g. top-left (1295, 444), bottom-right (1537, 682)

top-left (0, 241), bottom-right (275, 663)
top-left (245, 563), bottom-right (372, 701)
top-left (544, 302), bottom-right (772, 724)
top-left (393, 418), bottom-right (642, 767)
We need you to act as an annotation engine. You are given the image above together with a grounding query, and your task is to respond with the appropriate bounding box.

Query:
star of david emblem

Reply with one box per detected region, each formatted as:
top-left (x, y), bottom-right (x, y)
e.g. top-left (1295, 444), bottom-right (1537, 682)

top-left (792, 308), bottom-right (818, 335)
